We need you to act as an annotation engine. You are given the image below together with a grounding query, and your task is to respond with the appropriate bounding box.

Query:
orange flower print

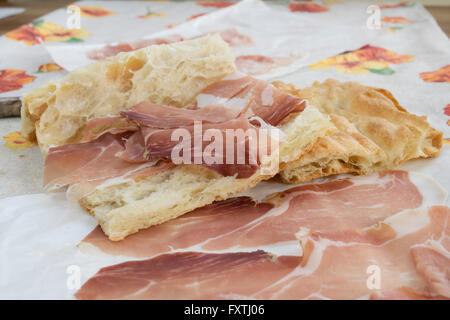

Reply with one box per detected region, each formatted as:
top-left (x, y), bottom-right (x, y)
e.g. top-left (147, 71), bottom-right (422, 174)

top-left (444, 138), bottom-right (450, 145)
top-left (0, 69), bottom-right (35, 94)
top-left (3, 131), bottom-right (37, 150)
top-left (444, 104), bottom-right (450, 117)
top-left (310, 45), bottom-right (413, 75)
top-left (78, 6), bottom-right (116, 18)
top-left (6, 20), bottom-right (90, 45)
top-left (138, 7), bottom-right (167, 19)
top-left (420, 65), bottom-right (450, 83)
top-left (167, 13), bottom-right (206, 28)
top-left (289, 2), bottom-right (329, 13)
top-left (387, 27), bottom-right (403, 33)
top-left (380, 2), bottom-right (415, 9)
top-left (36, 63), bottom-right (64, 73)
top-left (4, 24), bottom-right (42, 45)
top-left (196, 1), bottom-right (235, 8)
top-left (187, 13), bottom-right (207, 21)
top-left (382, 16), bottom-right (414, 24)
top-left (444, 104), bottom-right (450, 127)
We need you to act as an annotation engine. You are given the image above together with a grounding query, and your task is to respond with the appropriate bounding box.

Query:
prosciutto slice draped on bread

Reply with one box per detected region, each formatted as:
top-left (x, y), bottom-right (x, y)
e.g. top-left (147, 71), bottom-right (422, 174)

top-left (23, 35), bottom-right (333, 240)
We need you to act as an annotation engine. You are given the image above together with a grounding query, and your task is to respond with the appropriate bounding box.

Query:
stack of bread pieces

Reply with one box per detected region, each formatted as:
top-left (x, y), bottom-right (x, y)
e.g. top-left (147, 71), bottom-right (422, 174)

top-left (21, 35), bottom-right (442, 241)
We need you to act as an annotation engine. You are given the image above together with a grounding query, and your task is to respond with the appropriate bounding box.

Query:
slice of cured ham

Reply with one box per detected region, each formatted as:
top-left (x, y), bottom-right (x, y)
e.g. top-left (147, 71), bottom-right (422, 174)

top-left (120, 117), bottom-right (270, 178)
top-left (411, 245), bottom-right (450, 298)
top-left (76, 206), bottom-right (450, 300)
top-left (197, 74), bottom-right (306, 126)
top-left (81, 171), bottom-right (423, 258)
top-left (44, 133), bottom-right (172, 191)
top-left (122, 102), bottom-right (239, 129)
top-left (258, 206), bottom-right (450, 300)
top-left (75, 250), bottom-right (300, 300)
top-left (119, 102), bottom-right (278, 178)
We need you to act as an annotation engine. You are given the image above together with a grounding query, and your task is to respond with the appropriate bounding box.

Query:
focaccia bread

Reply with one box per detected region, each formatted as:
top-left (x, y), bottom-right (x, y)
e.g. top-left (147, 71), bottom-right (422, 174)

top-left (273, 79), bottom-right (443, 183)
top-left (22, 35), bottom-right (334, 241)
top-left (22, 34), bottom-right (236, 154)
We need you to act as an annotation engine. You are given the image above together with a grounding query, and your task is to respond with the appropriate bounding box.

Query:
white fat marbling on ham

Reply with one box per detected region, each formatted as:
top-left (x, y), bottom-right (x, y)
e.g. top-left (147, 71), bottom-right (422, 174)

top-left (195, 94), bottom-right (249, 112)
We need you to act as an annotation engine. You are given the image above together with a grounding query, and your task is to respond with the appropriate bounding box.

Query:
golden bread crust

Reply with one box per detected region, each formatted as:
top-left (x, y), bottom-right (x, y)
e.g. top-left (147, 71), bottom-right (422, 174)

top-left (274, 79), bottom-right (443, 183)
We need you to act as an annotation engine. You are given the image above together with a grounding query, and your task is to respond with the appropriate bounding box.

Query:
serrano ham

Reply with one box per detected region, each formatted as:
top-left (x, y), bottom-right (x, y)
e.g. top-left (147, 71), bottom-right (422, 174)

top-left (198, 74), bottom-right (306, 126)
top-left (81, 171), bottom-right (423, 257)
top-left (76, 206), bottom-right (450, 299)
top-left (118, 101), bottom-right (278, 178)
top-left (120, 116), bottom-right (269, 178)
top-left (256, 206), bottom-right (450, 300)
top-left (75, 251), bottom-right (300, 300)
top-left (121, 102), bottom-right (239, 128)
top-left (44, 133), bottom-right (171, 191)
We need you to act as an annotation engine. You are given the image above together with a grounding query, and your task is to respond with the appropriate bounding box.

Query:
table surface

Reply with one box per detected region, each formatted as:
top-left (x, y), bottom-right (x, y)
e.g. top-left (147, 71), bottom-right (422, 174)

top-left (0, 0), bottom-right (449, 37)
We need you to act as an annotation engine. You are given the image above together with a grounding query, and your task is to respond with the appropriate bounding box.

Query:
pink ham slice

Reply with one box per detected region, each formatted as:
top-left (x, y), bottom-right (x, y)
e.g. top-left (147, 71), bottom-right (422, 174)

top-left (121, 102), bottom-right (239, 129)
top-left (119, 102), bottom-right (277, 178)
top-left (75, 251), bottom-right (300, 300)
top-left (76, 206), bottom-right (450, 300)
top-left (411, 245), bottom-right (450, 298)
top-left (82, 197), bottom-right (273, 257)
top-left (198, 74), bottom-right (306, 126)
top-left (255, 206), bottom-right (450, 300)
top-left (44, 133), bottom-right (172, 191)
top-left (81, 171), bottom-right (422, 258)
top-left (120, 116), bottom-right (267, 178)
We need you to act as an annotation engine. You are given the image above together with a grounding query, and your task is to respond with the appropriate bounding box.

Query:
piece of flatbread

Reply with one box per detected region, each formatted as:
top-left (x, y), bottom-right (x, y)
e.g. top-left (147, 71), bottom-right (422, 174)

top-left (273, 79), bottom-right (443, 183)
top-left (22, 34), bottom-right (237, 154)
